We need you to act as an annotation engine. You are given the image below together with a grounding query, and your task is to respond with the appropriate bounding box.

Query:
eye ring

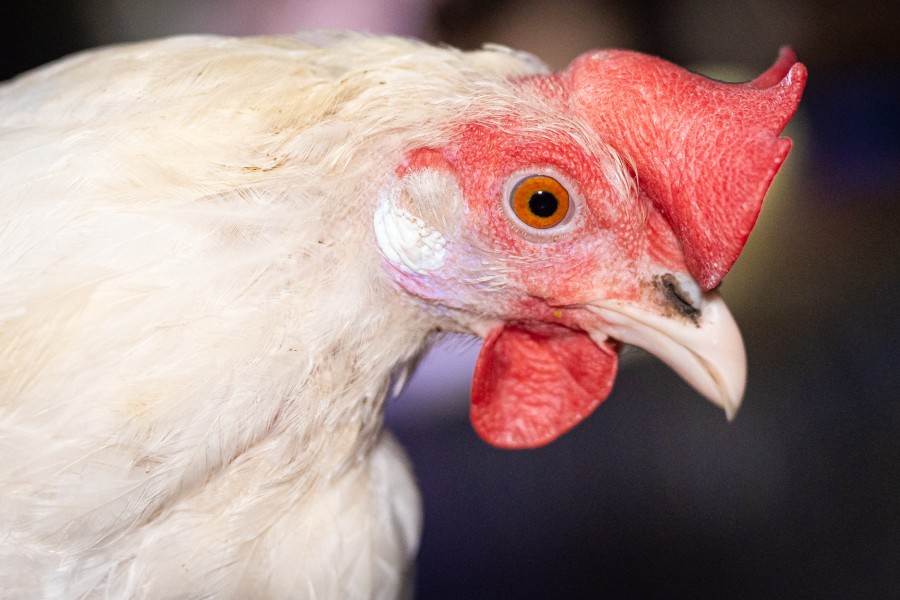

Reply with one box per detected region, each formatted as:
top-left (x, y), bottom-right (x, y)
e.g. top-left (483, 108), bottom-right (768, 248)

top-left (510, 175), bottom-right (570, 229)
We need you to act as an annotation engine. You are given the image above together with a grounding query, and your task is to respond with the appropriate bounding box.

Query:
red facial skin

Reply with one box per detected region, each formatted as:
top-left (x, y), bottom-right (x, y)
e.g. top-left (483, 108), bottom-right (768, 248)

top-left (393, 112), bottom-right (689, 333)
top-left (450, 121), bottom-right (661, 311)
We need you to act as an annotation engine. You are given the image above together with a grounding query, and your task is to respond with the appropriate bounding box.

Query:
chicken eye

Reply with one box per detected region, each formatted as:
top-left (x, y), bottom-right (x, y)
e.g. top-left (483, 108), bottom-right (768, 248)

top-left (510, 175), bottom-right (570, 229)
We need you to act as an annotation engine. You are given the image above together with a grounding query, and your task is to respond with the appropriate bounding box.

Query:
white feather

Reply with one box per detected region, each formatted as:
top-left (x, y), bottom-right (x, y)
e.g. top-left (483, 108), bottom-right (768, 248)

top-left (0, 33), bottom-right (545, 597)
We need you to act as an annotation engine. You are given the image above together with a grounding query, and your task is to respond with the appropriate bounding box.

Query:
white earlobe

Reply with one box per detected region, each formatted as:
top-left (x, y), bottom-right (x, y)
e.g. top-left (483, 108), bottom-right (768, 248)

top-left (374, 174), bottom-right (450, 274)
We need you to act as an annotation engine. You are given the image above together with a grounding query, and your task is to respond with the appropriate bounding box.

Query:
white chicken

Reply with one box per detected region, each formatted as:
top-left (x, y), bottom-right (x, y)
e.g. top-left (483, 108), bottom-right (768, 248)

top-left (0, 32), bottom-right (804, 597)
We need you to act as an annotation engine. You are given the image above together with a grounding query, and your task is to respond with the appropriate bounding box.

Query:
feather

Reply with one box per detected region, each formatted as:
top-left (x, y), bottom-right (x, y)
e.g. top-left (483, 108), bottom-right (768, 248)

top-left (0, 33), bottom-right (544, 597)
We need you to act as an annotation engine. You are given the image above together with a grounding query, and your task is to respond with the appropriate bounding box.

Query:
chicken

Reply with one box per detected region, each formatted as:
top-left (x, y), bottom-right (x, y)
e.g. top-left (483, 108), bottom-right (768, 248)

top-left (0, 33), bottom-right (805, 597)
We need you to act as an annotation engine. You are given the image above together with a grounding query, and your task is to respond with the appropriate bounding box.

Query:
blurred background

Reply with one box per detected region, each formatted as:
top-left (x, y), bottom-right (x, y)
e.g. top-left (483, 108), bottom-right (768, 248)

top-left (2, 1), bottom-right (898, 598)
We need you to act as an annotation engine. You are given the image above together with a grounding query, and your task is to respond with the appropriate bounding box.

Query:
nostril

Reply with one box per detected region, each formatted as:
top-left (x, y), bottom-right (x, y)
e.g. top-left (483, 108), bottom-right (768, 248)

top-left (659, 273), bottom-right (700, 320)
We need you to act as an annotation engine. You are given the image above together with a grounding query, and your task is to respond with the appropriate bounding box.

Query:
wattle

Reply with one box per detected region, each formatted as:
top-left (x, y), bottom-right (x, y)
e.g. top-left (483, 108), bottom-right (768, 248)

top-left (470, 323), bottom-right (618, 449)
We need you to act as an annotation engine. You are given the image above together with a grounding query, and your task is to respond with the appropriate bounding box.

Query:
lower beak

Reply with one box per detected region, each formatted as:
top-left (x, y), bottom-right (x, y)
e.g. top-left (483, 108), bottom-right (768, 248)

top-left (586, 291), bottom-right (747, 418)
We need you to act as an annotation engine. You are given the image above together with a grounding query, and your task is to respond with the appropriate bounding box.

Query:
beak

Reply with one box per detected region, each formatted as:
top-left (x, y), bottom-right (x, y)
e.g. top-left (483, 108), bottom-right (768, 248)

top-left (586, 291), bottom-right (747, 418)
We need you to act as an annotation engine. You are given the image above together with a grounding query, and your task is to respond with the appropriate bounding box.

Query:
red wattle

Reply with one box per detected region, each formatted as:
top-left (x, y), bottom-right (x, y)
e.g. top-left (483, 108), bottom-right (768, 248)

top-left (470, 323), bottom-right (618, 449)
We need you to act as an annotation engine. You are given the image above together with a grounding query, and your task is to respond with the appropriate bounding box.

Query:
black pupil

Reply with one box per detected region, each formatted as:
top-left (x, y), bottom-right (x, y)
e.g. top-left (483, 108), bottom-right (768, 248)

top-left (528, 190), bottom-right (558, 218)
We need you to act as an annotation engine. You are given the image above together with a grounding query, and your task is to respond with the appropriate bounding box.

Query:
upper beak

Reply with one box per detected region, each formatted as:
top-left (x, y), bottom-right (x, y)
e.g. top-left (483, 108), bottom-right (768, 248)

top-left (586, 290), bottom-right (747, 418)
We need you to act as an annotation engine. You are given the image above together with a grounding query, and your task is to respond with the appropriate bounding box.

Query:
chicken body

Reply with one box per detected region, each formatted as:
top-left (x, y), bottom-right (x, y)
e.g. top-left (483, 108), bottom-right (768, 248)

top-left (0, 33), bottom-right (804, 597)
top-left (0, 34), bottom-right (539, 597)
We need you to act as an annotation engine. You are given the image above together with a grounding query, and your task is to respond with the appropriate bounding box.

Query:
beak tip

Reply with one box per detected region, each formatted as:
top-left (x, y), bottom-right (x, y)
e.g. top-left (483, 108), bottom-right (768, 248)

top-left (715, 371), bottom-right (745, 422)
top-left (723, 402), bottom-right (740, 422)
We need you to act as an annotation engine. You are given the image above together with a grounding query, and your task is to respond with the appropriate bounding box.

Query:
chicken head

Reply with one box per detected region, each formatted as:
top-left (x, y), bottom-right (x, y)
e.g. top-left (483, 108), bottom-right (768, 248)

top-left (375, 48), bottom-right (806, 449)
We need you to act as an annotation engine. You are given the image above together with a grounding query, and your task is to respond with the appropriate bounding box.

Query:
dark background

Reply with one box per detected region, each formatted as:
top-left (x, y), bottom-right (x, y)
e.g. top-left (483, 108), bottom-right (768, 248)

top-left (3, 2), bottom-right (898, 598)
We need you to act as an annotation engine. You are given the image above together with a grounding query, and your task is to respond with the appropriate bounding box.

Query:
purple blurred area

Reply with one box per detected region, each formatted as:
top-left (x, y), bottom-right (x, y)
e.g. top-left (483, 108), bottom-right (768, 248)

top-left (3, 1), bottom-right (899, 598)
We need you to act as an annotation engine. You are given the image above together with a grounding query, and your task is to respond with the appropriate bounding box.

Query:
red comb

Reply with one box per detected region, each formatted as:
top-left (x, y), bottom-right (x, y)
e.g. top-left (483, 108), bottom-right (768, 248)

top-left (568, 48), bottom-right (807, 289)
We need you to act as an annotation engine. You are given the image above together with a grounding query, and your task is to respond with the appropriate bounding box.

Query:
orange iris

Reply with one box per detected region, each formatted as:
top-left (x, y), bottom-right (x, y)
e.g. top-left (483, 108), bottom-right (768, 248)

top-left (510, 175), bottom-right (570, 229)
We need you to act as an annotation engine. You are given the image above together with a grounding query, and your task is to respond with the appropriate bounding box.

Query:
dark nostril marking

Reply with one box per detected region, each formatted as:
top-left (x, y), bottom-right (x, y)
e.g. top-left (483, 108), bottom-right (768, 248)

top-left (659, 273), bottom-right (700, 321)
